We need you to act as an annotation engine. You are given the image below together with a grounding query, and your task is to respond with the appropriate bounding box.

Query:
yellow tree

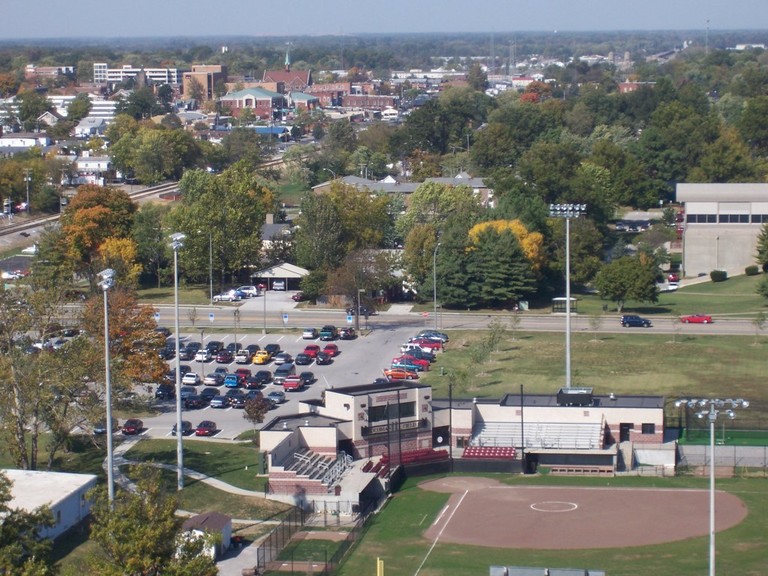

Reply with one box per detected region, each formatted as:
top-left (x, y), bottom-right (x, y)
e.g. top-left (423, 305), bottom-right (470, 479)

top-left (468, 219), bottom-right (545, 271)
top-left (98, 237), bottom-right (143, 288)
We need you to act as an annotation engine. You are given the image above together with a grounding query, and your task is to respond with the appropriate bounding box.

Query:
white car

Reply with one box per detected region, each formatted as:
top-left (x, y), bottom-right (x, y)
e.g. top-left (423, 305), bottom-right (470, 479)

top-left (182, 372), bottom-right (200, 385)
top-left (236, 285), bottom-right (260, 298)
top-left (195, 350), bottom-right (212, 362)
top-left (213, 291), bottom-right (241, 302)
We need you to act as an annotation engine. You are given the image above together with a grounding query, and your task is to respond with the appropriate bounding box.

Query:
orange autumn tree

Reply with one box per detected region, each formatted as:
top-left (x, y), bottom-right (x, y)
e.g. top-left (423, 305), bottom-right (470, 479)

top-left (468, 219), bottom-right (545, 271)
top-left (60, 185), bottom-right (137, 291)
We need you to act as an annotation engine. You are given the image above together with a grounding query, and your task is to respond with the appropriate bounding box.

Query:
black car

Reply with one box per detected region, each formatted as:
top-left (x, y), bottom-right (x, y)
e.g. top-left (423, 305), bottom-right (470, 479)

top-left (200, 388), bottom-right (220, 403)
top-left (299, 371), bottom-right (315, 385)
top-left (246, 344), bottom-right (261, 356)
top-left (184, 395), bottom-right (205, 410)
top-left (226, 342), bottom-right (242, 355)
top-left (155, 383), bottom-right (176, 400)
top-left (253, 370), bottom-right (273, 385)
top-left (206, 340), bottom-right (224, 354)
top-left (265, 343), bottom-right (281, 357)
top-left (294, 353), bottom-right (312, 366)
top-left (225, 389), bottom-right (246, 408)
top-left (339, 327), bottom-right (356, 340)
top-left (620, 315), bottom-right (652, 328)
top-left (179, 342), bottom-right (201, 361)
top-left (315, 351), bottom-right (332, 365)
top-left (155, 326), bottom-right (172, 338)
top-left (408, 348), bottom-right (436, 363)
top-left (172, 420), bottom-right (193, 436)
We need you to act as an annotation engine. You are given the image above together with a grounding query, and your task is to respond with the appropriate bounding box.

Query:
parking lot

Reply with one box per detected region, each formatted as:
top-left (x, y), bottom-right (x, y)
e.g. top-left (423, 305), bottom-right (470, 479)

top-left (137, 321), bottom-right (424, 440)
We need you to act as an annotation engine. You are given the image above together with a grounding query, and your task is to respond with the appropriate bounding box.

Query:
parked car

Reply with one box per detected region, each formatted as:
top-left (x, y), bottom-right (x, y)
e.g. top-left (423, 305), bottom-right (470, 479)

top-left (155, 383), bottom-right (175, 400)
top-left (339, 327), bottom-right (356, 340)
top-left (122, 418), bottom-right (143, 435)
top-left (252, 351), bottom-right (271, 364)
top-left (195, 349), bottom-right (212, 363)
top-left (184, 395), bottom-right (205, 410)
top-left (417, 329), bottom-right (449, 343)
top-left (273, 362), bottom-right (296, 385)
top-left (172, 420), bottom-right (193, 436)
top-left (267, 390), bottom-right (286, 404)
top-left (315, 351), bottom-right (332, 365)
top-left (392, 358), bottom-right (424, 372)
top-left (407, 348), bottom-right (436, 363)
top-left (383, 368), bottom-right (419, 381)
top-left (299, 371), bottom-right (315, 385)
top-left (235, 367), bottom-right (252, 382)
top-left (264, 343), bottom-right (281, 357)
top-left (182, 372), bottom-right (200, 385)
top-left (209, 396), bottom-right (229, 409)
top-left (93, 418), bottom-right (119, 435)
top-left (668, 273), bottom-right (680, 283)
top-left (200, 388), bottom-right (220, 403)
top-left (408, 337), bottom-right (443, 350)
top-left (681, 314), bottom-right (713, 324)
top-left (154, 326), bottom-right (172, 338)
top-left (204, 373), bottom-right (224, 386)
top-left (235, 349), bottom-right (252, 364)
top-left (303, 344), bottom-right (321, 358)
top-left (180, 386), bottom-right (197, 399)
top-left (213, 366), bottom-right (229, 378)
top-left (179, 342), bottom-right (201, 361)
top-left (213, 291), bottom-right (241, 302)
top-left (206, 341), bottom-right (224, 354)
top-left (398, 354), bottom-right (430, 370)
top-left (319, 325), bottom-right (338, 341)
top-left (292, 291), bottom-right (306, 302)
top-left (283, 375), bottom-right (304, 391)
top-left (246, 344), bottom-right (261, 356)
top-left (253, 370), bottom-right (273, 385)
top-left (273, 352), bottom-right (293, 365)
top-left (302, 328), bottom-right (319, 340)
top-left (236, 285), bottom-right (260, 298)
top-left (216, 350), bottom-right (234, 363)
top-left (620, 315), bottom-right (652, 328)
top-left (226, 389), bottom-right (246, 408)
top-left (195, 420), bottom-right (218, 436)
top-left (245, 390), bottom-right (264, 402)
top-left (294, 353), bottom-right (312, 366)
top-left (322, 343), bottom-right (339, 357)
top-left (226, 342), bottom-right (242, 355)
top-left (223, 374), bottom-right (241, 388)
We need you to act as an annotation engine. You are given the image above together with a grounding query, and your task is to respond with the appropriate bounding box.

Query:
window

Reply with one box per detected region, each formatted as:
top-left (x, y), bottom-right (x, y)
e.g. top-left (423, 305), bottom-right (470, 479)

top-left (641, 423), bottom-right (656, 434)
top-left (368, 401), bottom-right (416, 422)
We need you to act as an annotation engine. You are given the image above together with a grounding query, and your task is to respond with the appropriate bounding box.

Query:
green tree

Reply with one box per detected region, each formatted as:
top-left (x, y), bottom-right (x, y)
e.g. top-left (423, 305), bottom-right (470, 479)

top-left (88, 465), bottom-right (218, 576)
top-left (66, 92), bottom-right (91, 123)
top-left (397, 181), bottom-right (482, 240)
top-left (466, 63), bottom-right (487, 92)
top-left (594, 256), bottom-right (659, 312)
top-left (294, 193), bottom-right (345, 271)
top-left (0, 471), bottom-right (56, 575)
top-left (16, 90), bottom-right (52, 131)
top-left (115, 86), bottom-right (160, 120)
top-left (132, 202), bottom-right (171, 287)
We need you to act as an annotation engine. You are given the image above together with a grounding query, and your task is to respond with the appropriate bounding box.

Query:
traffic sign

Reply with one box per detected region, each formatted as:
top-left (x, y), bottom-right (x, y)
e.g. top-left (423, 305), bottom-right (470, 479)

top-left (153, 312), bottom-right (160, 322)
top-left (282, 313), bottom-right (289, 325)
top-left (208, 313), bottom-right (215, 323)
top-left (346, 315), bottom-right (353, 324)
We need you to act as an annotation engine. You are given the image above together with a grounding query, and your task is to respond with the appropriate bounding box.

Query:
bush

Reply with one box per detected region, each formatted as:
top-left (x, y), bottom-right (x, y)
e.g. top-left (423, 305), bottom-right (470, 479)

top-left (746, 265), bottom-right (760, 276)
top-left (710, 269), bottom-right (728, 282)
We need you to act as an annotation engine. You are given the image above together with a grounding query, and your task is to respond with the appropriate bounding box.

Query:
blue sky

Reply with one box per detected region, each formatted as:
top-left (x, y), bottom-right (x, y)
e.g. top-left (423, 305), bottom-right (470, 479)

top-left (4, 0), bottom-right (768, 39)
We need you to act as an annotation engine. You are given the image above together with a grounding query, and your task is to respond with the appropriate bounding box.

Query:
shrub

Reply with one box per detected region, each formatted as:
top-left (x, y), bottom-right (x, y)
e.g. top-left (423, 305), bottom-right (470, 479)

top-left (710, 269), bottom-right (728, 282)
top-left (746, 265), bottom-right (760, 276)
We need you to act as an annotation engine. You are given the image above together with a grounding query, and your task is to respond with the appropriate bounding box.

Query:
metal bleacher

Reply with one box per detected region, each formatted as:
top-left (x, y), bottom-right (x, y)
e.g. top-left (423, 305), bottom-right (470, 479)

top-left (470, 420), bottom-right (605, 451)
top-left (285, 449), bottom-right (354, 488)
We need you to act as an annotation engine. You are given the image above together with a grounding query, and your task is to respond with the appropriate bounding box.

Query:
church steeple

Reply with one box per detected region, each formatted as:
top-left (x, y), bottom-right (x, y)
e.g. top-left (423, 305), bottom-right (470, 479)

top-left (284, 45), bottom-right (291, 72)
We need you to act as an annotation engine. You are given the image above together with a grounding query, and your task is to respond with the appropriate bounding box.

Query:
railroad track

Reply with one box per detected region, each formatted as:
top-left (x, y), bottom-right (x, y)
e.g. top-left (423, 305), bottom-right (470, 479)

top-left (0, 182), bottom-right (179, 240)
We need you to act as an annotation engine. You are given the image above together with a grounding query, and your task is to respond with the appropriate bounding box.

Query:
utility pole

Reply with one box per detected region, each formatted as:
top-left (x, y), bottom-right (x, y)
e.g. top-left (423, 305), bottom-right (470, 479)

top-left (24, 168), bottom-right (32, 215)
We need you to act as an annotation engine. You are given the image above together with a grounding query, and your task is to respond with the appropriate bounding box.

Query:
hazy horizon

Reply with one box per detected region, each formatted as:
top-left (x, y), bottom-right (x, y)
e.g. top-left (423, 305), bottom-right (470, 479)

top-left (3, 0), bottom-right (767, 40)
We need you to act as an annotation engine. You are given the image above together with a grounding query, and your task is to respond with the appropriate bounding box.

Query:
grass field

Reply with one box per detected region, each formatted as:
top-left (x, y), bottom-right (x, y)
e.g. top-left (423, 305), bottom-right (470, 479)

top-left (335, 474), bottom-right (768, 576)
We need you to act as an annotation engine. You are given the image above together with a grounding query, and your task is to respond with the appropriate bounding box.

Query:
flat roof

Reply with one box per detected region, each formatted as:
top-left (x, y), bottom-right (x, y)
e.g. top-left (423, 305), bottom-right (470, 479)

top-left (262, 413), bottom-right (344, 432)
top-left (2, 469), bottom-right (97, 511)
top-left (432, 394), bottom-right (664, 410)
top-left (328, 381), bottom-right (430, 397)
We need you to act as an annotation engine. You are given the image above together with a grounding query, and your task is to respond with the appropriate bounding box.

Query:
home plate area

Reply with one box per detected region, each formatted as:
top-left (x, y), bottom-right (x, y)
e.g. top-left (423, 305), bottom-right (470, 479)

top-left (420, 477), bottom-right (747, 549)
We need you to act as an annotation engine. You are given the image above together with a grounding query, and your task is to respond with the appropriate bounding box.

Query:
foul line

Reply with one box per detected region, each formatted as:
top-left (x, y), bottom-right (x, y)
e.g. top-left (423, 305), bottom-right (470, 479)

top-left (414, 489), bottom-right (468, 576)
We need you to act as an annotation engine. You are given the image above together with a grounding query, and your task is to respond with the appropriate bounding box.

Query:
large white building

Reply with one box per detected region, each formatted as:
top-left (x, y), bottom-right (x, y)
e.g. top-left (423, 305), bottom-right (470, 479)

top-left (93, 63), bottom-right (185, 85)
top-left (677, 183), bottom-right (768, 276)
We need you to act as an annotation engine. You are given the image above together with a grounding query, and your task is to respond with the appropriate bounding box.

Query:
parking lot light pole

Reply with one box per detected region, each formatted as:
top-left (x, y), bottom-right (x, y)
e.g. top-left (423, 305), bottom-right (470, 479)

top-left (675, 397), bottom-right (749, 576)
top-left (549, 204), bottom-right (586, 390)
top-left (433, 242), bottom-right (441, 331)
top-left (170, 232), bottom-right (186, 492)
top-left (97, 268), bottom-right (116, 503)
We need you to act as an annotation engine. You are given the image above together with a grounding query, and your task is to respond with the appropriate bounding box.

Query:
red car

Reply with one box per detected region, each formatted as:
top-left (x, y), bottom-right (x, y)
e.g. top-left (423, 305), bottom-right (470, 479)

top-left (322, 343), bottom-right (339, 357)
top-left (234, 368), bottom-right (252, 383)
top-left (195, 420), bottom-right (217, 437)
top-left (408, 338), bottom-right (442, 351)
top-left (122, 418), bottom-right (143, 435)
top-left (681, 314), bottom-right (713, 324)
top-left (303, 344), bottom-right (321, 358)
top-left (398, 354), bottom-right (430, 370)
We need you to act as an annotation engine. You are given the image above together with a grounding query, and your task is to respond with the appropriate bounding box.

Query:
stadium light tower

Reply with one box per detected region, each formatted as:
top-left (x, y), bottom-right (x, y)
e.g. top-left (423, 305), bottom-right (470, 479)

top-left (674, 397), bottom-right (749, 576)
top-left (549, 204), bottom-right (586, 389)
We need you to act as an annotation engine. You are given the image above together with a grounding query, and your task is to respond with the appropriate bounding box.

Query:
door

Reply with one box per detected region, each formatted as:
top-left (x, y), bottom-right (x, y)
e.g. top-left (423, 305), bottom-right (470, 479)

top-left (619, 423), bottom-right (633, 442)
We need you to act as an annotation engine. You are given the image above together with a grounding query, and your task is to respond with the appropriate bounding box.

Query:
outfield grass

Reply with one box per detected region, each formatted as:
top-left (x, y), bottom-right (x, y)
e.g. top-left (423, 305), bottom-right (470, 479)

top-left (421, 330), bottom-right (768, 425)
top-left (335, 474), bottom-right (768, 576)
